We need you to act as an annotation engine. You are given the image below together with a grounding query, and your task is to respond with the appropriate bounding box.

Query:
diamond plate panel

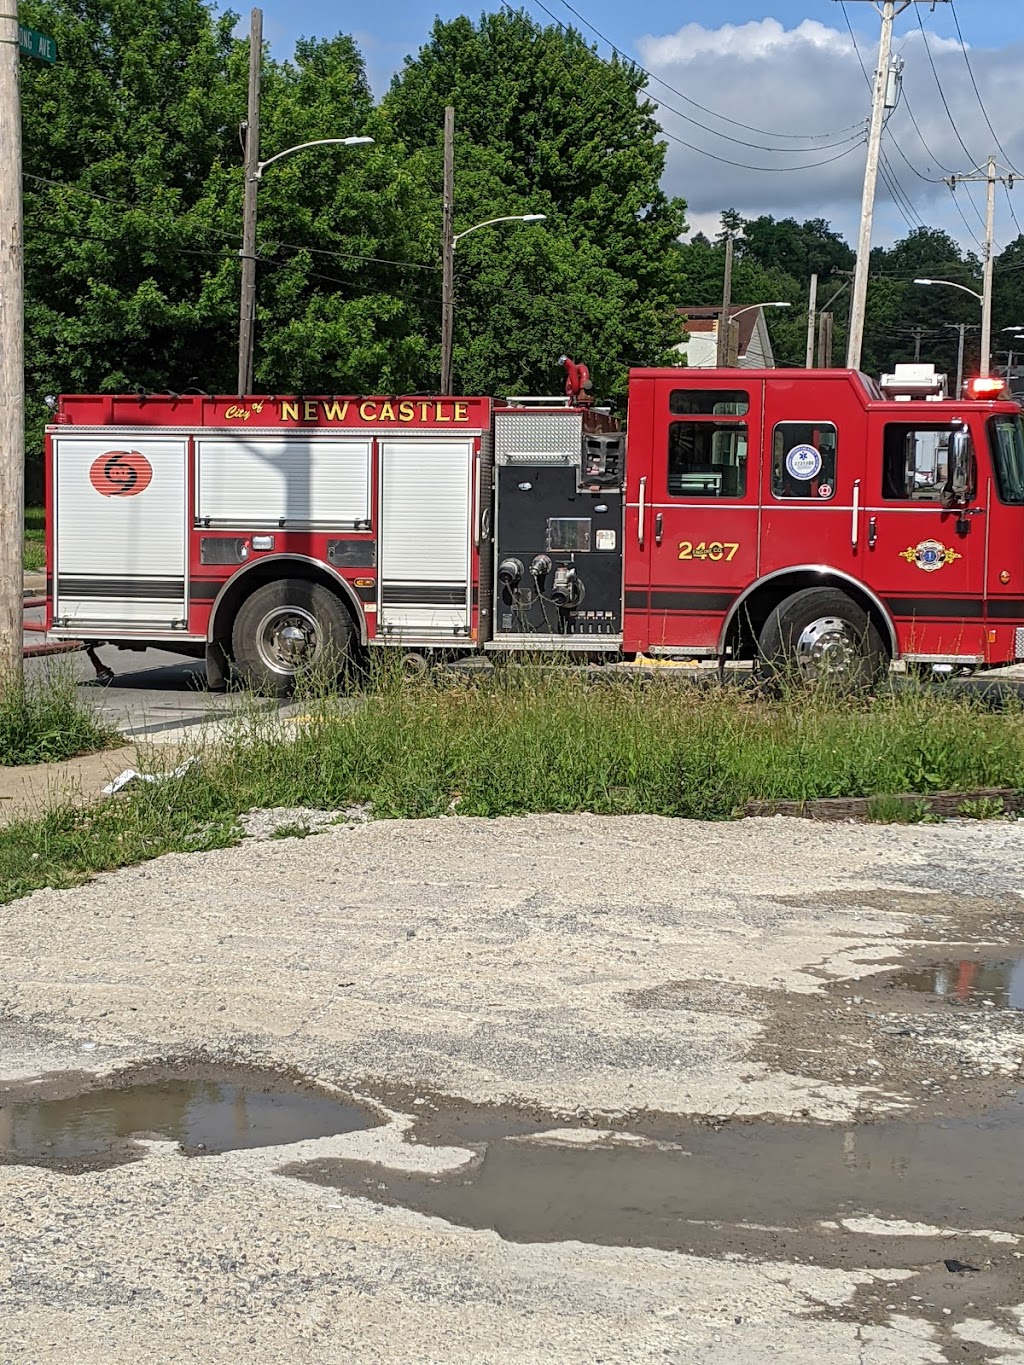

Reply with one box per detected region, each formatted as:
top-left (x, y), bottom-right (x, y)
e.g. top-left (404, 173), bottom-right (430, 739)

top-left (1016, 627), bottom-right (1024, 661)
top-left (494, 412), bottom-right (582, 465)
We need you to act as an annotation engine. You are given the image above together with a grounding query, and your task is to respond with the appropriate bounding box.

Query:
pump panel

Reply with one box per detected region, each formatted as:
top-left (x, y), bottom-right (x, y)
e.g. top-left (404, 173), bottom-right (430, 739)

top-left (491, 411), bottom-right (623, 647)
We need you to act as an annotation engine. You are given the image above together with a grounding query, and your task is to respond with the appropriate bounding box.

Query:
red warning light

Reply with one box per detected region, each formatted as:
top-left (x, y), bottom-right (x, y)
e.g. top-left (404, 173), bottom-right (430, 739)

top-left (966, 377), bottom-right (1007, 399)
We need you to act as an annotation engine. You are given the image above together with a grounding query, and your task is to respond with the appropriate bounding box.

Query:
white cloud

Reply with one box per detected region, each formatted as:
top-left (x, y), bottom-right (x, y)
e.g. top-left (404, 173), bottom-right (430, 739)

top-left (634, 17), bottom-right (1024, 250)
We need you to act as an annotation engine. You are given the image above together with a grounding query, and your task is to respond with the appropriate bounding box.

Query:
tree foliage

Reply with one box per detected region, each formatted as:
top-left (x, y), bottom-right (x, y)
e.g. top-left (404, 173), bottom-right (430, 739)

top-left (382, 9), bottom-right (687, 400)
top-left (14, 0), bottom-right (1024, 498)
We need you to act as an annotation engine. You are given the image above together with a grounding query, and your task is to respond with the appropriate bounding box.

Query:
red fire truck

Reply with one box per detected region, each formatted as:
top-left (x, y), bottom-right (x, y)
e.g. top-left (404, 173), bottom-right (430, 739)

top-left (43, 362), bottom-right (1024, 692)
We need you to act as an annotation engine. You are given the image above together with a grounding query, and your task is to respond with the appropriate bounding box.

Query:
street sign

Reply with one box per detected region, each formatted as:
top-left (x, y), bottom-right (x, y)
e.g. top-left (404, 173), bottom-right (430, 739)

top-left (18, 25), bottom-right (56, 64)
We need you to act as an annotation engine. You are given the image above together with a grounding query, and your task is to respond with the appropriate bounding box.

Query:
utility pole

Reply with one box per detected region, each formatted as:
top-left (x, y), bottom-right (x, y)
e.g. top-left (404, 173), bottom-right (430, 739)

top-left (440, 106), bottom-right (455, 396)
top-left (944, 155), bottom-right (1015, 377)
top-left (841, 1), bottom-right (949, 372)
top-left (237, 7), bottom-right (262, 396)
top-left (716, 233), bottom-right (735, 367)
top-left (805, 273), bottom-right (818, 368)
top-left (944, 322), bottom-right (978, 398)
top-left (982, 154), bottom-right (996, 378)
top-left (817, 312), bottom-right (834, 368)
top-left (0, 2), bottom-right (24, 691)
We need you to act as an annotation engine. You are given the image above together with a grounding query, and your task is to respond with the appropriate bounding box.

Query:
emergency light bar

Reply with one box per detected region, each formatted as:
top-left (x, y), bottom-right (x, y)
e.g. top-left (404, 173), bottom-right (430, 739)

top-left (880, 363), bottom-right (946, 400)
top-left (965, 376), bottom-right (1008, 399)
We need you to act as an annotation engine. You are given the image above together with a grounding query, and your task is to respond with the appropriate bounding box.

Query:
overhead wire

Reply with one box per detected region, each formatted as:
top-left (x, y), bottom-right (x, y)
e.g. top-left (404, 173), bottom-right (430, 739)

top-left (841, 4), bottom-right (927, 233)
top-left (949, 0), bottom-right (1019, 176)
top-left (517, 0), bottom-right (866, 174)
top-left (913, 5), bottom-right (976, 164)
top-left (547, 0), bottom-right (865, 147)
top-left (25, 172), bottom-right (440, 275)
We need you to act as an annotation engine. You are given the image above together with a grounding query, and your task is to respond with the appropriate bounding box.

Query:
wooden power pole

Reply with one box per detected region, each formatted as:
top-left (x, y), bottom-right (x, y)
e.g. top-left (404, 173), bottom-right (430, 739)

top-left (805, 273), bottom-right (818, 368)
top-left (842, 0), bottom-right (949, 371)
top-left (716, 233), bottom-right (734, 368)
top-left (0, 2), bottom-right (24, 691)
top-left (237, 8), bottom-right (262, 396)
top-left (944, 155), bottom-right (1014, 377)
top-left (440, 106), bottom-right (455, 396)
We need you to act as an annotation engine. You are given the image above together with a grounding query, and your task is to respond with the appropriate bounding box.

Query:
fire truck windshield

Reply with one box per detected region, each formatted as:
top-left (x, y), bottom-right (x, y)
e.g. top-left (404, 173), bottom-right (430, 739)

top-left (990, 414), bottom-right (1024, 504)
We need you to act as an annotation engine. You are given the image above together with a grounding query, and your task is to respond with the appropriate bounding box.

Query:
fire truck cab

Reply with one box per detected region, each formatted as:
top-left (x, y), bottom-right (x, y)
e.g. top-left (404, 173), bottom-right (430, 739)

top-left (625, 364), bottom-right (1024, 678)
top-left (43, 363), bottom-right (1024, 690)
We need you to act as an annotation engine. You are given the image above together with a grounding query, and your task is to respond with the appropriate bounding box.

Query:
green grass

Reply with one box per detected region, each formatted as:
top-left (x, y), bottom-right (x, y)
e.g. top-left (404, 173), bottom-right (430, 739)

top-left (2, 664), bottom-right (1024, 904)
top-left (23, 506), bottom-right (44, 573)
top-left (0, 669), bottom-right (117, 767)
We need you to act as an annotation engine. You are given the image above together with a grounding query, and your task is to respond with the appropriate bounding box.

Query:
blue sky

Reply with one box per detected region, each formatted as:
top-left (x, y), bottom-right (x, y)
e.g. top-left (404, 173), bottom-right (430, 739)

top-left (253, 1), bottom-right (1022, 61)
top-left (246, 2), bottom-right (1024, 251)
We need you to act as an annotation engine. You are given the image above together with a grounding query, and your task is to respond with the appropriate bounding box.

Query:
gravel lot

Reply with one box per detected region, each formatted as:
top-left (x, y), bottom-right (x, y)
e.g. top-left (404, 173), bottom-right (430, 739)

top-left (2, 813), bottom-right (1024, 1363)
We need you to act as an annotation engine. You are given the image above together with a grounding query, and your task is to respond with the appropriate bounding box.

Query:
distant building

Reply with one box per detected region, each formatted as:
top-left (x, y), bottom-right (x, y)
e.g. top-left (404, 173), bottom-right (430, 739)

top-left (674, 305), bottom-right (778, 369)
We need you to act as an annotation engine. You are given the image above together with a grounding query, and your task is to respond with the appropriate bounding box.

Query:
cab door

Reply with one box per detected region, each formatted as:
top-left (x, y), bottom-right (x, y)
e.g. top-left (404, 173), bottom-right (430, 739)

top-left (757, 381), bottom-right (867, 582)
top-left (863, 414), bottom-right (986, 659)
top-left (644, 376), bottom-right (763, 651)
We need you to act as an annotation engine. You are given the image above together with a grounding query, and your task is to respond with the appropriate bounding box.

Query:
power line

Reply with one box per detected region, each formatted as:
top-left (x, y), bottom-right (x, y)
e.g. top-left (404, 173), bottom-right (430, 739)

top-left (519, 0), bottom-right (866, 174)
top-left (25, 173), bottom-right (441, 275)
top-left (841, 5), bottom-right (926, 232)
top-left (945, 182), bottom-right (986, 252)
top-left (898, 87), bottom-right (954, 177)
top-left (914, 5), bottom-right (975, 165)
top-left (549, 0), bottom-right (865, 148)
top-left (1003, 181), bottom-right (1023, 242)
top-left (949, 0), bottom-right (1020, 176)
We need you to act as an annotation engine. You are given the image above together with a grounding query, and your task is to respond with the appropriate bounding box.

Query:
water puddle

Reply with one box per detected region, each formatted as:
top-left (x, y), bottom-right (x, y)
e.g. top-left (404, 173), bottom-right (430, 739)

top-left (284, 1100), bottom-right (1024, 1261)
top-left (0, 1066), bottom-right (377, 1168)
top-left (887, 956), bottom-right (1024, 1010)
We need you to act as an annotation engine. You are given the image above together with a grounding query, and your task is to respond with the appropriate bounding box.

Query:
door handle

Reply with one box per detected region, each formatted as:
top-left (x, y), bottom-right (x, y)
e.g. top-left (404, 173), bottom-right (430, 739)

top-left (851, 479), bottom-right (861, 549)
top-left (655, 512), bottom-right (663, 545)
top-left (868, 515), bottom-right (877, 549)
top-left (637, 476), bottom-right (647, 547)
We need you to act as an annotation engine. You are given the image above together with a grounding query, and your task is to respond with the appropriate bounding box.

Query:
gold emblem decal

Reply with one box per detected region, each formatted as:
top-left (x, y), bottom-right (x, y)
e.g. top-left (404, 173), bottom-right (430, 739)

top-left (898, 539), bottom-right (962, 572)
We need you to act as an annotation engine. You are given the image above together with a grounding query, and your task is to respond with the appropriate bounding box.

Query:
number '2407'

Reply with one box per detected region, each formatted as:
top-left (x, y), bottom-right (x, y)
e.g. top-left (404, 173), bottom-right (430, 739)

top-left (678, 540), bottom-right (739, 562)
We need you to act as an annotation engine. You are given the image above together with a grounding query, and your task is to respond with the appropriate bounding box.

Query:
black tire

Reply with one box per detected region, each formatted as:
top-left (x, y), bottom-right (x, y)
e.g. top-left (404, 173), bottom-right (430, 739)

top-left (757, 586), bottom-right (888, 689)
top-left (231, 577), bottom-right (355, 696)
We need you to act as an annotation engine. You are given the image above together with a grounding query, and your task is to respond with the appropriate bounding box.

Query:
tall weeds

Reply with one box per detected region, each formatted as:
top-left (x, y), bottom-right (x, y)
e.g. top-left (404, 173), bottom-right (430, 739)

top-left (3, 662), bottom-right (1023, 902)
top-left (0, 668), bottom-right (115, 766)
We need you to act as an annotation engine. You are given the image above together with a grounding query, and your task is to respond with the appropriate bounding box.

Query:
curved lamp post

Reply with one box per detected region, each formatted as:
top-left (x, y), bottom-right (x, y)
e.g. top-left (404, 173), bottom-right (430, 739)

top-left (719, 301), bottom-right (791, 367)
top-left (441, 214), bottom-right (547, 395)
top-left (913, 278), bottom-right (987, 388)
top-left (238, 135), bottom-right (375, 393)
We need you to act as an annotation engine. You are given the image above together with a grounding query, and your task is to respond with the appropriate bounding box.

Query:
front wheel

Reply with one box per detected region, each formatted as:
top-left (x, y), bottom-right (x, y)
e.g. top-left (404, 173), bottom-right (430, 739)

top-left (757, 587), bottom-right (888, 690)
top-left (231, 578), bottom-right (355, 696)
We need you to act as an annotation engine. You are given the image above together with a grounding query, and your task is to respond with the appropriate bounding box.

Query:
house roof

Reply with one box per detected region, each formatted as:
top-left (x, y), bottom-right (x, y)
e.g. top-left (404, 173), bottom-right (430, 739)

top-left (677, 305), bottom-right (762, 356)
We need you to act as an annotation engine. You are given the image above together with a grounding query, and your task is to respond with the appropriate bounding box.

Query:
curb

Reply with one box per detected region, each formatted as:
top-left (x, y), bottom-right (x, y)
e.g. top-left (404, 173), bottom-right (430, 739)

top-left (743, 787), bottom-right (1023, 821)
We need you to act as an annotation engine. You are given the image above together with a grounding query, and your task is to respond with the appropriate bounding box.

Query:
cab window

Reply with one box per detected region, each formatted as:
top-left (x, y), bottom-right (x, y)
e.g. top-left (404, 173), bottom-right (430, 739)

top-left (882, 424), bottom-right (951, 501)
top-left (667, 389), bottom-right (749, 498)
top-left (771, 422), bottom-right (837, 499)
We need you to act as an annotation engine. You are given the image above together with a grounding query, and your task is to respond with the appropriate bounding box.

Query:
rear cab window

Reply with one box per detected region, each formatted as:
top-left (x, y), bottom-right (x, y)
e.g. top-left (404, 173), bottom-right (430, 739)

top-left (667, 389), bottom-right (749, 498)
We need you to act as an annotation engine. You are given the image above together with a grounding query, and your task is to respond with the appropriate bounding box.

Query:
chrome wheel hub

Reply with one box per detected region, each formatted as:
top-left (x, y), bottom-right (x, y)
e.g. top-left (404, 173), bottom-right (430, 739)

top-left (256, 606), bottom-right (321, 675)
top-left (794, 615), bottom-right (859, 677)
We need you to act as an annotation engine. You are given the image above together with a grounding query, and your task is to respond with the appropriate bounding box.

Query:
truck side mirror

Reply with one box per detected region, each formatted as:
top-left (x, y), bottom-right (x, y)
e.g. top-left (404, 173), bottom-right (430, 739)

top-left (945, 424), bottom-right (975, 505)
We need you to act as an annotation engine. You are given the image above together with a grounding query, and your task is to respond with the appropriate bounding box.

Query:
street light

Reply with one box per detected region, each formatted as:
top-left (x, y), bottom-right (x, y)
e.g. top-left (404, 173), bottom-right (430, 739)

top-left (913, 277), bottom-right (983, 304)
top-left (917, 277), bottom-right (988, 395)
top-left (1002, 327), bottom-right (1024, 381)
top-left (238, 135), bottom-right (375, 394)
top-left (254, 136), bottom-right (374, 181)
top-left (441, 214), bottom-right (547, 395)
top-left (452, 213), bottom-right (547, 249)
top-left (718, 302), bottom-right (791, 367)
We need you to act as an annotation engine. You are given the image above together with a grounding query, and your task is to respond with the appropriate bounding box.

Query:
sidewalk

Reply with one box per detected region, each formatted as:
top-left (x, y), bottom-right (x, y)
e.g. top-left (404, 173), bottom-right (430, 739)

top-left (0, 744), bottom-right (140, 827)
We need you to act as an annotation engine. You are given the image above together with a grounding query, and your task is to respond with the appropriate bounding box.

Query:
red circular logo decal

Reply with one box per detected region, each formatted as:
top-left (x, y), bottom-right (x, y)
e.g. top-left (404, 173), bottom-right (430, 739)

top-left (89, 450), bottom-right (153, 497)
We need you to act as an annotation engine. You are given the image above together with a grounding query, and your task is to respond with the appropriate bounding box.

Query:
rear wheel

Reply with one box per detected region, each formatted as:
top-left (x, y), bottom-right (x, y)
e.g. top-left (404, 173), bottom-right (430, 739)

top-left (757, 587), bottom-right (888, 689)
top-left (231, 578), bottom-right (355, 696)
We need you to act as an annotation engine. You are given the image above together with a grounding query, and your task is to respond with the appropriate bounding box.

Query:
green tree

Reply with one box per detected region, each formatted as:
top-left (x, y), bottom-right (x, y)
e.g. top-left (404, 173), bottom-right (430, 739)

top-left (19, 0), bottom-right (246, 484)
top-left (382, 9), bottom-right (687, 401)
